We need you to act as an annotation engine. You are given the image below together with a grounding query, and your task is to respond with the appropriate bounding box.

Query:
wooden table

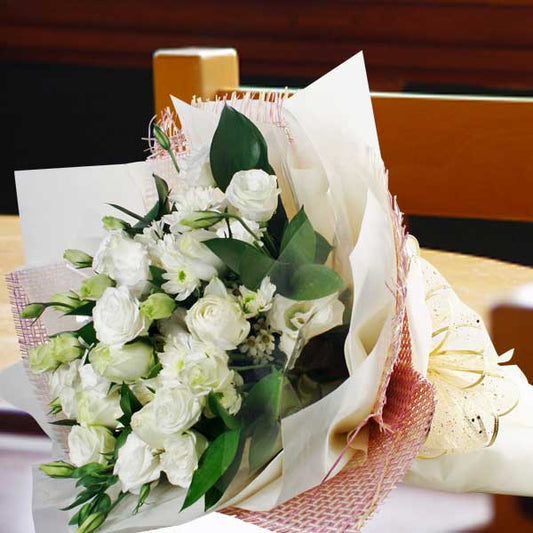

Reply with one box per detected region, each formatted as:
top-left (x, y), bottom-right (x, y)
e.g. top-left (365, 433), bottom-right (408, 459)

top-left (1, 214), bottom-right (533, 371)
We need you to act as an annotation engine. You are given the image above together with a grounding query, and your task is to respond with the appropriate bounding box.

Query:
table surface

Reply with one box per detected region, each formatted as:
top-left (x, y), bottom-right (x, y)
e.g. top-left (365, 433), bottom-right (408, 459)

top-left (1, 214), bottom-right (532, 371)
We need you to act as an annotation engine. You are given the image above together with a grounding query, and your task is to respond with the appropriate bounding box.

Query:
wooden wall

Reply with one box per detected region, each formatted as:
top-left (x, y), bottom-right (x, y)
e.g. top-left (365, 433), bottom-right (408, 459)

top-left (2, 0), bottom-right (533, 91)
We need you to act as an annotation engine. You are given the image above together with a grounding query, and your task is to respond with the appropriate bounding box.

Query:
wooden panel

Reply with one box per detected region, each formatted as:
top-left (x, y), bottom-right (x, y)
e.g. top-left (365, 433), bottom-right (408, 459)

top-left (373, 94), bottom-right (533, 221)
top-left (3, 0), bottom-right (533, 91)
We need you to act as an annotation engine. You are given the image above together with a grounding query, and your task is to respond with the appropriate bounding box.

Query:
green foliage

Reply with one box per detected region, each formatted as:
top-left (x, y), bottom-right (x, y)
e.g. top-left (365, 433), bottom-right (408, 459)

top-left (210, 105), bottom-right (274, 192)
top-left (181, 428), bottom-right (241, 511)
top-left (289, 264), bottom-right (344, 300)
top-left (118, 384), bottom-right (142, 426)
top-left (207, 393), bottom-right (240, 431)
top-left (279, 208), bottom-right (316, 265)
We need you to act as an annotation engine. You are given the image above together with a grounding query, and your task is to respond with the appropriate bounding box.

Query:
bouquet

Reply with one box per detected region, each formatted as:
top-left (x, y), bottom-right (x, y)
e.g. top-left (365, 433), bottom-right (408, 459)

top-left (3, 52), bottom-right (532, 533)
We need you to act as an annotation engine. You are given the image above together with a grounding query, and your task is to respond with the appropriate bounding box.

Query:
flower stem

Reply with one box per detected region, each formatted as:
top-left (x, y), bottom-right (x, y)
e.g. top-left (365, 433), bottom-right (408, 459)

top-left (230, 364), bottom-right (272, 371)
top-left (167, 148), bottom-right (180, 174)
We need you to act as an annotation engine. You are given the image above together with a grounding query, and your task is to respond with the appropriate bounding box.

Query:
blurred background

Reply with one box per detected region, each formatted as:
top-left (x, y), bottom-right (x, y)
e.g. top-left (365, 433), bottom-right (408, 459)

top-left (1, 0), bottom-right (532, 265)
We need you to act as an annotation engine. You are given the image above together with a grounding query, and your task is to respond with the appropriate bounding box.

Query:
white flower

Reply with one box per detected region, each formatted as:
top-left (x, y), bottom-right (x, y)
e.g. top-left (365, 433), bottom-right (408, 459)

top-left (158, 232), bottom-right (221, 301)
top-left (93, 231), bottom-right (149, 292)
top-left (178, 145), bottom-right (216, 187)
top-left (134, 221), bottom-right (165, 264)
top-left (268, 294), bottom-right (344, 356)
top-left (226, 169), bottom-right (279, 222)
top-left (78, 363), bottom-right (111, 397)
top-left (215, 217), bottom-right (263, 244)
top-left (76, 388), bottom-right (122, 429)
top-left (157, 308), bottom-right (188, 338)
top-left (239, 277), bottom-right (276, 318)
top-left (160, 431), bottom-right (207, 488)
top-left (130, 382), bottom-right (156, 405)
top-left (93, 286), bottom-right (149, 346)
top-left (29, 333), bottom-right (83, 373)
top-left (114, 433), bottom-right (161, 494)
top-left (90, 342), bottom-right (155, 383)
top-left (239, 321), bottom-right (276, 365)
top-left (217, 376), bottom-right (243, 416)
top-left (68, 424), bottom-right (115, 467)
top-left (159, 332), bottom-right (232, 395)
top-left (186, 294), bottom-right (250, 351)
top-left (164, 186), bottom-right (224, 234)
top-left (131, 384), bottom-right (202, 449)
top-left (49, 360), bottom-right (82, 418)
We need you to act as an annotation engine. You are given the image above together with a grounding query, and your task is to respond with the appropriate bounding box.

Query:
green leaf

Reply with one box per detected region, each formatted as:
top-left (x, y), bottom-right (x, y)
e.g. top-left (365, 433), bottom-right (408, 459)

top-left (69, 501), bottom-right (93, 526)
top-left (286, 264), bottom-right (344, 300)
top-left (61, 488), bottom-right (97, 511)
top-left (75, 322), bottom-right (97, 345)
top-left (149, 265), bottom-right (166, 288)
top-left (279, 208), bottom-right (316, 265)
top-left (181, 428), bottom-right (241, 511)
top-left (204, 435), bottom-right (245, 510)
top-left (249, 415), bottom-right (281, 472)
top-left (209, 105), bottom-right (273, 192)
top-left (118, 384), bottom-right (142, 426)
top-left (204, 238), bottom-right (248, 275)
top-left (242, 370), bottom-right (283, 425)
top-left (153, 173), bottom-right (169, 207)
top-left (50, 419), bottom-right (78, 426)
top-left (239, 246), bottom-right (277, 291)
top-left (145, 360), bottom-right (162, 379)
top-left (134, 483), bottom-right (151, 513)
top-left (108, 203), bottom-right (145, 222)
top-left (207, 392), bottom-right (240, 431)
top-left (315, 232), bottom-right (333, 264)
top-left (63, 301), bottom-right (95, 317)
top-left (113, 427), bottom-right (132, 460)
top-left (266, 197), bottom-right (288, 253)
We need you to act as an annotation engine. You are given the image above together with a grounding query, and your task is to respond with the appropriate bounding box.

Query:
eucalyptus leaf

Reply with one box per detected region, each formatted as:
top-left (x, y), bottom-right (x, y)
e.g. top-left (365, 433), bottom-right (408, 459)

top-left (315, 231), bottom-right (333, 264)
top-left (288, 264), bottom-right (344, 300)
top-left (242, 370), bottom-right (283, 425)
top-left (249, 415), bottom-right (281, 472)
top-left (209, 105), bottom-right (273, 192)
top-left (181, 428), bottom-right (241, 511)
top-left (279, 208), bottom-right (316, 265)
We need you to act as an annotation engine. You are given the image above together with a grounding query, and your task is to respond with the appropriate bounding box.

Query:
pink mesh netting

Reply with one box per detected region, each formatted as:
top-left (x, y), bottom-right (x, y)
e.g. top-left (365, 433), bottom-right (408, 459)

top-left (223, 319), bottom-right (435, 532)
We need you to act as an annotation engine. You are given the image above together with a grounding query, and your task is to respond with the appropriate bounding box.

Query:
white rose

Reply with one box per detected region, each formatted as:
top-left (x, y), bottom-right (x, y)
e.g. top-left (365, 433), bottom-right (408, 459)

top-left (93, 231), bottom-right (149, 291)
top-left (186, 294), bottom-right (250, 351)
top-left (68, 424), bottom-right (116, 467)
top-left (93, 287), bottom-right (149, 346)
top-left (49, 360), bottom-right (82, 418)
top-left (114, 433), bottom-right (161, 494)
top-left (268, 294), bottom-right (344, 356)
top-left (131, 384), bottom-right (202, 449)
top-left (160, 431), bottom-right (207, 488)
top-left (76, 388), bottom-right (122, 429)
top-left (159, 332), bottom-right (232, 395)
top-left (90, 342), bottom-right (155, 383)
top-left (226, 169), bottom-right (280, 222)
top-left (239, 277), bottom-right (276, 318)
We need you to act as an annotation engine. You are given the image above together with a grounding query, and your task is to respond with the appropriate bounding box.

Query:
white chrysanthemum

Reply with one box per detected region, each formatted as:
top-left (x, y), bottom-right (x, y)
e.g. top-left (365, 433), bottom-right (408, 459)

top-left (163, 186), bottom-right (224, 234)
top-left (239, 277), bottom-right (276, 318)
top-left (134, 220), bottom-right (165, 264)
top-left (159, 232), bottom-right (221, 301)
